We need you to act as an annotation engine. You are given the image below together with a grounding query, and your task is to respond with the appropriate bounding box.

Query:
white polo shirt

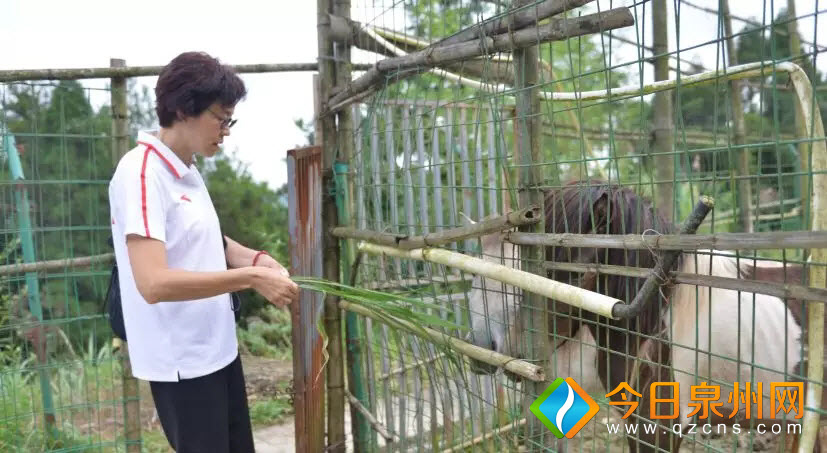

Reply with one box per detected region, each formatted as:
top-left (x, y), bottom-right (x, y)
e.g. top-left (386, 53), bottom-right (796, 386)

top-left (109, 130), bottom-right (238, 382)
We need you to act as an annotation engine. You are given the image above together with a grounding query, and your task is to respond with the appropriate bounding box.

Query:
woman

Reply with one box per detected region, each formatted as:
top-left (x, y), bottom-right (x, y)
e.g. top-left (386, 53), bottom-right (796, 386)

top-left (108, 51), bottom-right (298, 452)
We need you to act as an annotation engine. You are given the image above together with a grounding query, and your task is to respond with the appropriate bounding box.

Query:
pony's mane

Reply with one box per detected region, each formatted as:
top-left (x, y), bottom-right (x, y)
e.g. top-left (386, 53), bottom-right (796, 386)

top-left (543, 180), bottom-right (678, 335)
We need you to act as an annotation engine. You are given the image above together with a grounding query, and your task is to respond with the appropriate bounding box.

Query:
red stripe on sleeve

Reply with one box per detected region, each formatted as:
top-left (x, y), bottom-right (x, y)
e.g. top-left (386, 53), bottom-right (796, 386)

top-left (140, 147), bottom-right (151, 237)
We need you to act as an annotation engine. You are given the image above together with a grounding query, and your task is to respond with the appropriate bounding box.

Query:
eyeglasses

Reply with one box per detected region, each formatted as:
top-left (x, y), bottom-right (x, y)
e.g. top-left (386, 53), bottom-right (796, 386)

top-left (208, 108), bottom-right (237, 129)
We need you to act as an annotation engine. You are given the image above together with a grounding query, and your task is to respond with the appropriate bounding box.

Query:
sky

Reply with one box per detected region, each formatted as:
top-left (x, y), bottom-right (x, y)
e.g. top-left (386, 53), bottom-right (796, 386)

top-left (0, 0), bottom-right (824, 191)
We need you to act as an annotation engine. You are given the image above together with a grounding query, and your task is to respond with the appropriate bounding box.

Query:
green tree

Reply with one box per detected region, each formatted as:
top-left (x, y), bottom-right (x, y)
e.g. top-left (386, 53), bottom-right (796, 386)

top-left (198, 151), bottom-right (289, 320)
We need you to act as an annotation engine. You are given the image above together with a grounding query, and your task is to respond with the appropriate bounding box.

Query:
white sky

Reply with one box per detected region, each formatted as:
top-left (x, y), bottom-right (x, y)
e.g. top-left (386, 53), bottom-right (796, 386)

top-left (1, 0), bottom-right (824, 191)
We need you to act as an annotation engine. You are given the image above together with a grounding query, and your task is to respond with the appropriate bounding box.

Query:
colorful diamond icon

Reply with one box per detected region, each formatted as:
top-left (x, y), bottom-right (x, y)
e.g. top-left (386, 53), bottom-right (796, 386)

top-left (530, 377), bottom-right (600, 439)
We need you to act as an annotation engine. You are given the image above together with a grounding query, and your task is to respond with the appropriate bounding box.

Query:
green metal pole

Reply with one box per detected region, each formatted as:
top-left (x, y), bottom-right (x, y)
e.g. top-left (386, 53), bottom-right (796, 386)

top-left (333, 162), bottom-right (372, 451)
top-left (4, 133), bottom-right (58, 443)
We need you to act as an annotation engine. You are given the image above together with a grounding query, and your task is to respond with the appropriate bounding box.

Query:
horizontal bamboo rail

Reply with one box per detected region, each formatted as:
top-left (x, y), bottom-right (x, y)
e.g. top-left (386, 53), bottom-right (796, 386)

top-left (338, 299), bottom-right (545, 381)
top-left (332, 205), bottom-right (540, 249)
top-left (358, 241), bottom-right (622, 319)
top-left (541, 61), bottom-right (827, 103)
top-left (0, 63), bottom-right (374, 82)
top-left (506, 230), bottom-right (827, 251)
top-left (326, 8), bottom-right (635, 114)
top-left (543, 261), bottom-right (827, 303)
top-left (0, 253), bottom-right (113, 277)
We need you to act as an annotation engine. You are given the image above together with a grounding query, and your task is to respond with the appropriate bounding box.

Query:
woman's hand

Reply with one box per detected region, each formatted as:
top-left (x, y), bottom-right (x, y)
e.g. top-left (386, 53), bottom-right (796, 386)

top-left (253, 253), bottom-right (290, 278)
top-left (248, 267), bottom-right (299, 308)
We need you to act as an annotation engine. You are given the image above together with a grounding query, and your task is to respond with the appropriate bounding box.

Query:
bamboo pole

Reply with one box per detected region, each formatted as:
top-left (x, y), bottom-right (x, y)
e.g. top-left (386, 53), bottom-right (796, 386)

top-left (721, 0), bottom-right (753, 234)
top-left (652, 0), bottom-right (674, 222)
top-left (542, 62), bottom-right (822, 102)
top-left (473, 108), bottom-right (486, 220)
top-left (613, 196), bottom-right (714, 319)
top-left (318, 2), bottom-right (345, 451)
top-left (338, 300), bottom-right (545, 382)
top-left (506, 230), bottom-right (827, 251)
top-left (441, 418), bottom-right (527, 453)
top-left (512, 8), bottom-right (551, 446)
top-left (786, 0), bottom-right (810, 226)
top-left (401, 107), bottom-right (417, 277)
top-left (438, 0), bottom-right (593, 47)
top-left (331, 205), bottom-right (540, 248)
top-left (109, 58), bottom-right (142, 453)
top-left (543, 260), bottom-right (827, 303)
top-left (0, 63), bottom-right (373, 82)
top-left (459, 108), bottom-right (475, 252)
top-left (378, 353), bottom-right (446, 381)
top-left (331, 0), bottom-right (595, 89)
top-left (334, 0), bottom-right (371, 449)
top-left (110, 59), bottom-right (128, 168)
top-left (357, 242), bottom-right (621, 318)
top-left (785, 48), bottom-right (827, 453)
top-left (0, 253), bottom-right (113, 276)
top-left (384, 106), bottom-right (403, 278)
top-left (370, 114), bottom-right (391, 282)
top-left (325, 8), bottom-right (635, 114)
top-left (346, 392), bottom-right (399, 443)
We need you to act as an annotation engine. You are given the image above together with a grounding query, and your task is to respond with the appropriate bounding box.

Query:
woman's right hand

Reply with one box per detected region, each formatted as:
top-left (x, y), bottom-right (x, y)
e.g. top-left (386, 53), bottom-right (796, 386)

top-left (248, 267), bottom-right (299, 308)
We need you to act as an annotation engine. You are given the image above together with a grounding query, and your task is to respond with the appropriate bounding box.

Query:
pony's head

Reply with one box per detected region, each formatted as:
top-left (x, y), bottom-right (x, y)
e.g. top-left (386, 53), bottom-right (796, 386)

top-left (466, 181), bottom-right (677, 374)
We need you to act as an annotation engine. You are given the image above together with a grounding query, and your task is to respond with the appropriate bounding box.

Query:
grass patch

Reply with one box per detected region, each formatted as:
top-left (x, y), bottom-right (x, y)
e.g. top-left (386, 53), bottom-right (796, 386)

top-left (249, 396), bottom-right (292, 427)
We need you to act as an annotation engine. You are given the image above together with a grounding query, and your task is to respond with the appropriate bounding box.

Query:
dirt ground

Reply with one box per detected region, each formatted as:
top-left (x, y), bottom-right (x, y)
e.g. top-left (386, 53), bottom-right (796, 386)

top-left (137, 353), bottom-right (294, 452)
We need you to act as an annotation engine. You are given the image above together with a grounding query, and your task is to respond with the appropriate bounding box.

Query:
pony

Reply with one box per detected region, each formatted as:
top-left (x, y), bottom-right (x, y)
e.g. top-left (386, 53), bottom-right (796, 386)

top-left (466, 181), bottom-right (819, 452)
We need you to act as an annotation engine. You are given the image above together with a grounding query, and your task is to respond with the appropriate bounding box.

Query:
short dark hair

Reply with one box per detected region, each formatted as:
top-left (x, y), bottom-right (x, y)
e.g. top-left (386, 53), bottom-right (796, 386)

top-left (155, 52), bottom-right (247, 127)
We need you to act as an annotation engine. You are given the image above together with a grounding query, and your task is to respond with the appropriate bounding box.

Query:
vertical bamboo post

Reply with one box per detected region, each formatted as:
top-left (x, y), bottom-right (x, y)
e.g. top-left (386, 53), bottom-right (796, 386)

top-left (459, 108), bottom-right (474, 250)
top-left (473, 108), bottom-right (486, 219)
top-left (721, 0), bottom-right (753, 233)
top-left (110, 59), bottom-right (128, 168)
top-left (371, 114), bottom-right (390, 281)
top-left (352, 105), bottom-right (380, 451)
top-left (111, 58), bottom-right (141, 453)
top-left (334, 0), bottom-right (371, 449)
top-left (317, 1), bottom-right (345, 450)
top-left (487, 116), bottom-right (498, 216)
top-left (652, 0), bottom-right (675, 221)
top-left (414, 108), bottom-right (441, 449)
top-left (445, 107), bottom-right (459, 248)
top-left (786, 0), bottom-right (809, 223)
top-left (513, 1), bottom-right (550, 449)
top-left (385, 106), bottom-right (403, 277)
top-left (402, 107), bottom-right (417, 276)
top-left (379, 108), bottom-right (398, 449)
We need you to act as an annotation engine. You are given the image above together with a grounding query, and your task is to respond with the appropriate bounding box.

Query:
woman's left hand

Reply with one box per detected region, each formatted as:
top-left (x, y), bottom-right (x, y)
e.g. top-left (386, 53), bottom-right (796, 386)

top-left (253, 254), bottom-right (290, 278)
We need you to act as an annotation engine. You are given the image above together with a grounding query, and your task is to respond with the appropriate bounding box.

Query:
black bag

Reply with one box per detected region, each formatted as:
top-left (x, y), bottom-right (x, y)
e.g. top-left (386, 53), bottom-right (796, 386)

top-left (105, 255), bottom-right (127, 340)
top-left (104, 231), bottom-right (242, 341)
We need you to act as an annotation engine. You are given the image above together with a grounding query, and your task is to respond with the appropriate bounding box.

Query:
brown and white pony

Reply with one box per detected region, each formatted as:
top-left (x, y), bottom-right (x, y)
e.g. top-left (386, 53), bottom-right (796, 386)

top-left (466, 181), bottom-right (821, 452)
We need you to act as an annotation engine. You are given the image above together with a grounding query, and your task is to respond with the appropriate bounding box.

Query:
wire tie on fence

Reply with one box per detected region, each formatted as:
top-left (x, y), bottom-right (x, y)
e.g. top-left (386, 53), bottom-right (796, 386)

top-left (641, 228), bottom-right (676, 302)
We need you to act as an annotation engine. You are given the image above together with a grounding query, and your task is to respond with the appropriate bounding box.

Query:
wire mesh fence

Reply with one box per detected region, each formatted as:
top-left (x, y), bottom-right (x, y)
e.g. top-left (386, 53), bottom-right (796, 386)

top-left (0, 80), bottom-right (135, 451)
top-left (0, 0), bottom-right (824, 452)
top-left (334, 0), bottom-right (827, 451)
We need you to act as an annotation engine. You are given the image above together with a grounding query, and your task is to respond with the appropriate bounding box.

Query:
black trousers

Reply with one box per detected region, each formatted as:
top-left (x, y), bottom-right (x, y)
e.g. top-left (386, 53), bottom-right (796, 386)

top-left (149, 354), bottom-right (255, 453)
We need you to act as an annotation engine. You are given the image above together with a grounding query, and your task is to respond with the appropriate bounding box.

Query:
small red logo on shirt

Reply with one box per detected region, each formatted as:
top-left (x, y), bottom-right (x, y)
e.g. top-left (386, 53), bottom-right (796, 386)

top-left (180, 194), bottom-right (192, 202)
